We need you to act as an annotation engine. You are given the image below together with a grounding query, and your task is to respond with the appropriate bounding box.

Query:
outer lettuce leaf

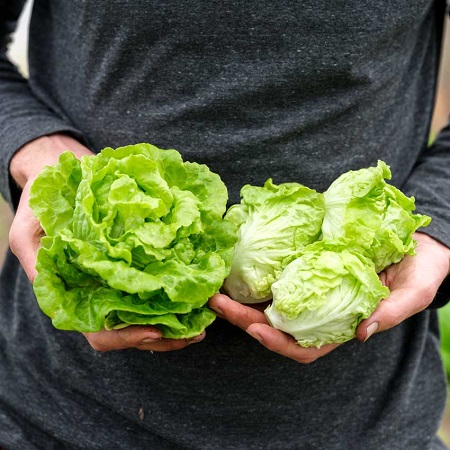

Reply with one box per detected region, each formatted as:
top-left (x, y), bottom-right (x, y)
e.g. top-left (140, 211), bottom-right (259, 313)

top-left (322, 160), bottom-right (391, 248)
top-left (30, 143), bottom-right (236, 339)
top-left (322, 160), bottom-right (431, 272)
top-left (265, 241), bottom-right (390, 348)
top-left (223, 179), bottom-right (325, 303)
top-left (107, 307), bottom-right (217, 339)
top-left (369, 184), bottom-right (431, 272)
top-left (29, 151), bottom-right (82, 236)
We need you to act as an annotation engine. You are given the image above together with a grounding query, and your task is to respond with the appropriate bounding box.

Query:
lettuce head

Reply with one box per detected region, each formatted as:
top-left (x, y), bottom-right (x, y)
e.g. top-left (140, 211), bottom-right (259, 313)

top-left (29, 143), bottom-right (237, 339)
top-left (222, 179), bottom-right (325, 303)
top-left (322, 160), bottom-right (431, 272)
top-left (265, 241), bottom-right (390, 348)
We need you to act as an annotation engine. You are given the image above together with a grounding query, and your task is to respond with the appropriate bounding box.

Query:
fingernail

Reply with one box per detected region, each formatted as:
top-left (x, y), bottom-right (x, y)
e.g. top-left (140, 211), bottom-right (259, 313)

top-left (247, 329), bottom-right (264, 344)
top-left (364, 322), bottom-right (379, 342)
top-left (209, 305), bottom-right (223, 315)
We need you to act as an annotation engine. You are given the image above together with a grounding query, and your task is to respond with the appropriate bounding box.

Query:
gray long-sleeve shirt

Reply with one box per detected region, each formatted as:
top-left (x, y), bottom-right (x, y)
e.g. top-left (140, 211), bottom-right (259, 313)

top-left (0, 1), bottom-right (449, 449)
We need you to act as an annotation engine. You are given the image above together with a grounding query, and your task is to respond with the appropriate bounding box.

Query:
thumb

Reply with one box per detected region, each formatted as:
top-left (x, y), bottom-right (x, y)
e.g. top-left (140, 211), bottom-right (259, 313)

top-left (356, 285), bottom-right (435, 342)
top-left (9, 183), bottom-right (42, 283)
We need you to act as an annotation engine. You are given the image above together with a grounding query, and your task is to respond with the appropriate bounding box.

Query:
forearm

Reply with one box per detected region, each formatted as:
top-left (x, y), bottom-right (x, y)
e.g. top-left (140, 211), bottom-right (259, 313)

top-left (0, 1), bottom-right (85, 207)
top-left (402, 130), bottom-right (450, 250)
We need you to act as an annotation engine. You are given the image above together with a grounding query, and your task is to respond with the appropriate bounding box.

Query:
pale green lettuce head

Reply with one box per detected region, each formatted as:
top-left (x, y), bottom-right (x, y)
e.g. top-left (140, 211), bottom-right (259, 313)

top-left (223, 160), bottom-right (430, 347)
top-left (30, 144), bottom-right (237, 339)
top-left (265, 241), bottom-right (390, 348)
top-left (223, 179), bottom-right (325, 303)
top-left (322, 160), bottom-right (431, 272)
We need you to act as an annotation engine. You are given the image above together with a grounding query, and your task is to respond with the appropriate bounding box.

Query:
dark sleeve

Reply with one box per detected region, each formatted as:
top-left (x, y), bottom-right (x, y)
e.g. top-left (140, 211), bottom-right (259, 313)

top-left (0, 0), bottom-right (85, 209)
top-left (402, 128), bottom-right (450, 308)
top-left (401, 1), bottom-right (450, 309)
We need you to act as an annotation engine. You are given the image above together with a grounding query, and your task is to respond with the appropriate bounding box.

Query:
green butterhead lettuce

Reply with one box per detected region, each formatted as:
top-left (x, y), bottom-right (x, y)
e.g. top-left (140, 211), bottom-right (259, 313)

top-left (223, 179), bottom-right (325, 303)
top-left (30, 143), bottom-right (237, 338)
top-left (322, 160), bottom-right (431, 272)
top-left (223, 160), bottom-right (431, 347)
top-left (265, 241), bottom-right (390, 348)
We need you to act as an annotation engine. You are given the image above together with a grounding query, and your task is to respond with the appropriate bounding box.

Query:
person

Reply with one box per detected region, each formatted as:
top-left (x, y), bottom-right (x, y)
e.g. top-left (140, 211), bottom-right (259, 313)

top-left (1, 0), bottom-right (450, 448)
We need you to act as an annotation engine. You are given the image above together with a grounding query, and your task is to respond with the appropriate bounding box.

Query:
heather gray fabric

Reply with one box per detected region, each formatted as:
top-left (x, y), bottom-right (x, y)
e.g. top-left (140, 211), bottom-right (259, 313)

top-left (0, 0), bottom-right (449, 449)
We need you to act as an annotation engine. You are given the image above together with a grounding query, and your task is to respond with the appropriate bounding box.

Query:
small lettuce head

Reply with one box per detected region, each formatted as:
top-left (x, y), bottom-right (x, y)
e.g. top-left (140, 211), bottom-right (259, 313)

top-left (265, 241), bottom-right (390, 348)
top-left (223, 179), bottom-right (325, 303)
top-left (322, 160), bottom-right (431, 272)
top-left (29, 143), bottom-right (237, 339)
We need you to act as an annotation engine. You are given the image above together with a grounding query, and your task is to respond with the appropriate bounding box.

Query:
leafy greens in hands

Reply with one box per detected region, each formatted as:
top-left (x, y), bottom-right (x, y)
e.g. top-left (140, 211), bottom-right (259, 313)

top-left (224, 160), bottom-right (431, 347)
top-left (29, 144), bottom-right (237, 339)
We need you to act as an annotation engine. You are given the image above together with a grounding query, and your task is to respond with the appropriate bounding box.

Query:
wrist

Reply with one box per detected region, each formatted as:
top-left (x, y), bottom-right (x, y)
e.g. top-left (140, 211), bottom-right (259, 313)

top-left (9, 133), bottom-right (92, 189)
top-left (415, 232), bottom-right (450, 276)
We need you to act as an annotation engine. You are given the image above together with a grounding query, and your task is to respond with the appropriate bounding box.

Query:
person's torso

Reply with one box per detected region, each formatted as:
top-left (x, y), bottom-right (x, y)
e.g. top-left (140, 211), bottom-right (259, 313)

top-left (28, 0), bottom-right (443, 201)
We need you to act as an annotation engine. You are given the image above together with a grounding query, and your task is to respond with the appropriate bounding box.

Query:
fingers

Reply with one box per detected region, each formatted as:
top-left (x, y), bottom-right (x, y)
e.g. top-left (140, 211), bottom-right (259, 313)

top-left (210, 293), bottom-right (338, 363)
top-left (209, 293), bottom-right (269, 329)
top-left (356, 234), bottom-right (450, 342)
top-left (355, 286), bottom-right (434, 342)
top-left (247, 323), bottom-right (339, 363)
top-left (9, 183), bottom-right (42, 283)
top-left (9, 134), bottom-right (94, 281)
top-left (83, 326), bottom-right (206, 352)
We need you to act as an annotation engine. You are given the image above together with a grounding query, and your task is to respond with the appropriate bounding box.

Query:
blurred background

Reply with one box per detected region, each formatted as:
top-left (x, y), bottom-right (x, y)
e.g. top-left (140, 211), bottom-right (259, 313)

top-left (0, 1), bottom-right (32, 257)
top-left (2, 1), bottom-right (450, 445)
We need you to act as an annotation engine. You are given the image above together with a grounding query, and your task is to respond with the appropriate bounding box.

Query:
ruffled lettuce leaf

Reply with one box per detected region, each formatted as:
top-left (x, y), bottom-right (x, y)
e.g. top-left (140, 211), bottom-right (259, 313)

top-left (369, 184), bottom-right (431, 272)
top-left (322, 160), bottom-right (431, 272)
top-left (265, 241), bottom-right (390, 348)
top-left (30, 143), bottom-right (236, 339)
top-left (223, 179), bottom-right (325, 303)
top-left (322, 160), bottom-right (391, 248)
top-left (28, 151), bottom-right (82, 236)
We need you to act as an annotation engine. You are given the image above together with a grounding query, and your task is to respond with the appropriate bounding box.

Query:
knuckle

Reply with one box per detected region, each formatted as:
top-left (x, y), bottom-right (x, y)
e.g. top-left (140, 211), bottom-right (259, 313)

top-left (388, 312), bottom-right (403, 328)
top-left (298, 355), bottom-right (319, 365)
top-left (88, 340), bottom-right (108, 352)
top-left (382, 299), bottom-right (404, 328)
top-left (418, 285), bottom-right (437, 309)
top-left (8, 225), bottom-right (21, 255)
top-left (83, 333), bottom-right (109, 352)
top-left (117, 328), bottom-right (132, 343)
top-left (117, 327), bottom-right (142, 348)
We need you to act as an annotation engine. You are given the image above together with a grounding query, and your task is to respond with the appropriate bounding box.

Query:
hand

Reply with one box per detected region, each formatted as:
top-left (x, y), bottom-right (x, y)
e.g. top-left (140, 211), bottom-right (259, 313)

top-left (356, 232), bottom-right (450, 341)
top-left (9, 133), bottom-right (94, 282)
top-left (208, 294), bottom-right (339, 363)
top-left (210, 232), bottom-right (450, 362)
top-left (83, 328), bottom-right (205, 352)
top-left (8, 134), bottom-right (206, 352)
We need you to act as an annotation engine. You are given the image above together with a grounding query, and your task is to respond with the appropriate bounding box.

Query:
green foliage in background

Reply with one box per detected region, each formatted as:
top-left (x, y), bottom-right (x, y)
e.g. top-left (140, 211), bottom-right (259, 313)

top-left (439, 304), bottom-right (450, 384)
